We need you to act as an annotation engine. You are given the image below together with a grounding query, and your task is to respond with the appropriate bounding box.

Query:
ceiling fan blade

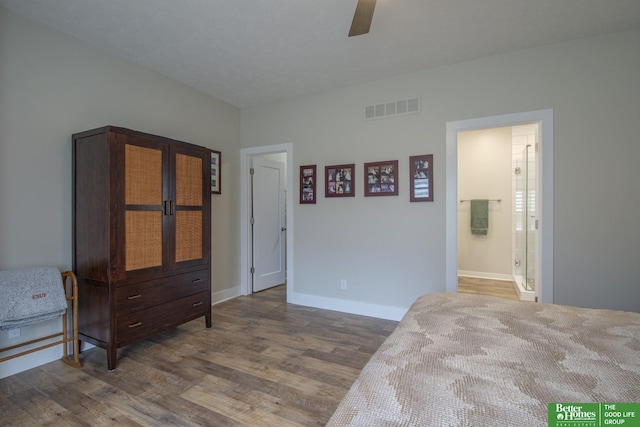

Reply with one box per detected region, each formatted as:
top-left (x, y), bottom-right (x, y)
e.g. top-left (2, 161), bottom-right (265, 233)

top-left (349, 0), bottom-right (377, 37)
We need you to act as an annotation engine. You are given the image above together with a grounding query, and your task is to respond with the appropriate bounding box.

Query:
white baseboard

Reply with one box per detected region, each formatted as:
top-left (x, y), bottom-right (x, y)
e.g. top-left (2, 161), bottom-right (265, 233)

top-left (458, 270), bottom-right (513, 282)
top-left (0, 345), bottom-right (61, 379)
top-left (211, 286), bottom-right (408, 321)
top-left (0, 340), bottom-right (95, 380)
top-left (212, 285), bottom-right (243, 305)
top-left (289, 292), bottom-right (407, 322)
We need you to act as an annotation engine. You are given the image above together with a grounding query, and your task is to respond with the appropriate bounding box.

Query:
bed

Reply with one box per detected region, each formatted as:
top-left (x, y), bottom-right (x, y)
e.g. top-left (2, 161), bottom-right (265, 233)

top-left (327, 292), bottom-right (640, 426)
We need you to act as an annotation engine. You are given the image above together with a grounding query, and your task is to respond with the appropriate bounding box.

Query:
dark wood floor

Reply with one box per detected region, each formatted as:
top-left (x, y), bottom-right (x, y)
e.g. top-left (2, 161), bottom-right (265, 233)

top-left (457, 276), bottom-right (520, 300)
top-left (0, 285), bottom-right (398, 426)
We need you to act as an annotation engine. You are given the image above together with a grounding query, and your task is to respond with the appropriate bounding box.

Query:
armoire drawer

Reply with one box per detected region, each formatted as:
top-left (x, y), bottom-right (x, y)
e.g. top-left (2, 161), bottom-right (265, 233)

top-left (115, 269), bottom-right (209, 313)
top-left (116, 291), bottom-right (210, 345)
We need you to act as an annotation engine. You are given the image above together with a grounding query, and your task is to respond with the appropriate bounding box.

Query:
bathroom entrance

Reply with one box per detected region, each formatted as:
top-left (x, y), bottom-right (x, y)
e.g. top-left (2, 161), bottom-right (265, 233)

top-left (456, 124), bottom-right (538, 301)
top-left (445, 110), bottom-right (554, 304)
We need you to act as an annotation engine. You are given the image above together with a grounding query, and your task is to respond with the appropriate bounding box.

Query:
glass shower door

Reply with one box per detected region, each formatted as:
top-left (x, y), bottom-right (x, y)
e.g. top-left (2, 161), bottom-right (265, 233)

top-left (525, 144), bottom-right (536, 292)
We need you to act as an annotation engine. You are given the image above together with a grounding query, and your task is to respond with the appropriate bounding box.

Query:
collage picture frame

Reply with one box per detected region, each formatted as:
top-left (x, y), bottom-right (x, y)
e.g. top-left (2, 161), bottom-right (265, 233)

top-left (409, 154), bottom-right (433, 202)
top-left (364, 160), bottom-right (398, 196)
top-left (325, 164), bottom-right (355, 197)
top-left (300, 165), bottom-right (317, 204)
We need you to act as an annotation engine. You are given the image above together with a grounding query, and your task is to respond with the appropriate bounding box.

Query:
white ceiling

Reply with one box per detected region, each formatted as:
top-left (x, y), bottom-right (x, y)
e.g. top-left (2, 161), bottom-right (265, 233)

top-left (2, 0), bottom-right (640, 108)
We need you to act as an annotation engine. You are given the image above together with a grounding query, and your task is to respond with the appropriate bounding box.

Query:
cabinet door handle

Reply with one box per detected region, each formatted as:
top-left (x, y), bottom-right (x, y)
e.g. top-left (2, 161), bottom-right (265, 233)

top-left (127, 294), bottom-right (142, 300)
top-left (128, 321), bottom-right (143, 328)
top-left (163, 200), bottom-right (175, 215)
top-left (192, 278), bottom-right (202, 283)
top-left (192, 301), bottom-right (203, 307)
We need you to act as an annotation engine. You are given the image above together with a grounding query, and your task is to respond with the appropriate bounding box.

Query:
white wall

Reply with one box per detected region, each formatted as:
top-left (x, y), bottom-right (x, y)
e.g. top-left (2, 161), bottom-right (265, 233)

top-left (0, 7), bottom-right (240, 378)
top-left (241, 28), bottom-right (640, 315)
top-left (457, 127), bottom-right (512, 279)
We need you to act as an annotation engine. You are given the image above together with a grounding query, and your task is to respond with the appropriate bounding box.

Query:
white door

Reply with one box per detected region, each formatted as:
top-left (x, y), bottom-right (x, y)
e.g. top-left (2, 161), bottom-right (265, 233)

top-left (251, 156), bottom-right (286, 292)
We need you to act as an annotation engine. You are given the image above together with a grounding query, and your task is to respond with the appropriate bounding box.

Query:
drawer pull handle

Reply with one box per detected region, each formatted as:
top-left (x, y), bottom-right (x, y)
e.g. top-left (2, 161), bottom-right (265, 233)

top-left (128, 321), bottom-right (143, 328)
top-left (192, 301), bottom-right (203, 307)
top-left (127, 294), bottom-right (142, 300)
top-left (192, 278), bottom-right (202, 283)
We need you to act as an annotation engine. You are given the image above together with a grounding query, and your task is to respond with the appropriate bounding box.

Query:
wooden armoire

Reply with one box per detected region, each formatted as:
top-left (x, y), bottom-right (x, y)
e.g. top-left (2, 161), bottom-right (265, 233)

top-left (72, 126), bottom-right (212, 370)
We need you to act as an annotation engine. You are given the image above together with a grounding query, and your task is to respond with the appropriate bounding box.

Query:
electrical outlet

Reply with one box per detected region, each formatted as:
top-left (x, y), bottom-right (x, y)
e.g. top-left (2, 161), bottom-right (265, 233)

top-left (340, 279), bottom-right (347, 290)
top-left (8, 328), bottom-right (20, 339)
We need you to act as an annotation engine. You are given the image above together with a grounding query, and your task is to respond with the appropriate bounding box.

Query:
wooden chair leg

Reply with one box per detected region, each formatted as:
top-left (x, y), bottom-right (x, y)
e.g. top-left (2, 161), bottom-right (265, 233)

top-left (61, 271), bottom-right (82, 368)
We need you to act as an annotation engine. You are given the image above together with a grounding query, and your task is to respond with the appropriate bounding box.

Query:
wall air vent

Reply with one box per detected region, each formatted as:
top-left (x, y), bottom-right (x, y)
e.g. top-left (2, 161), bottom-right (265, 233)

top-left (364, 97), bottom-right (421, 121)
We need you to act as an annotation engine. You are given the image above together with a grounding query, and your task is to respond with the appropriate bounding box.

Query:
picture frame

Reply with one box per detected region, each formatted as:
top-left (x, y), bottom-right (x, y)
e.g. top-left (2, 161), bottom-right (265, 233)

top-left (409, 154), bottom-right (433, 202)
top-left (300, 165), bottom-right (317, 204)
top-left (325, 164), bottom-right (355, 197)
top-left (364, 160), bottom-right (398, 196)
top-left (211, 150), bottom-right (221, 194)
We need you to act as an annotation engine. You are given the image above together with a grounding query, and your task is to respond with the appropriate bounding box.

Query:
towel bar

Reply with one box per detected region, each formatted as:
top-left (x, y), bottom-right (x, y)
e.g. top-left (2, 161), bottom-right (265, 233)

top-left (0, 271), bottom-right (81, 368)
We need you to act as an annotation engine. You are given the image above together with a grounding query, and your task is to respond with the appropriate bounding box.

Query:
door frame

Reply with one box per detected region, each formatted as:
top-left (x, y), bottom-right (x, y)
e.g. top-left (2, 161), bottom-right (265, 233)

top-left (445, 110), bottom-right (554, 303)
top-left (240, 143), bottom-right (293, 301)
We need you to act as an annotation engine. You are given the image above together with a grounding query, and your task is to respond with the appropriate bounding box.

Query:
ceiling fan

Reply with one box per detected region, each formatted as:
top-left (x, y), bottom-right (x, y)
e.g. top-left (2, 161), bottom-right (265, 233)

top-left (349, 0), bottom-right (377, 37)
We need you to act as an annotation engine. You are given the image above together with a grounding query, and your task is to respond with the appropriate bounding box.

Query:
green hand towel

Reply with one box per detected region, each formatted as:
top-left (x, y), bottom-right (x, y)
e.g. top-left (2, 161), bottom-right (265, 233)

top-left (470, 199), bottom-right (489, 235)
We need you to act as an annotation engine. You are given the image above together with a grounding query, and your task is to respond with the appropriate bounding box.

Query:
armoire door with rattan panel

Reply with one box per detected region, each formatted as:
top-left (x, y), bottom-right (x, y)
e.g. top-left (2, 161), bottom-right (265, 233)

top-left (73, 126), bottom-right (211, 370)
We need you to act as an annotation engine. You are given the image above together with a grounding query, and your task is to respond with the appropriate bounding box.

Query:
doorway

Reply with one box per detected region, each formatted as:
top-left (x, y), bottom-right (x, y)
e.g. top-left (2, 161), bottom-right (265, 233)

top-left (240, 144), bottom-right (294, 301)
top-left (445, 110), bottom-right (554, 303)
top-left (456, 124), bottom-right (538, 301)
